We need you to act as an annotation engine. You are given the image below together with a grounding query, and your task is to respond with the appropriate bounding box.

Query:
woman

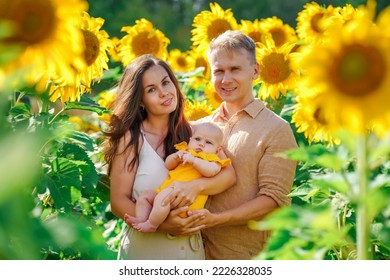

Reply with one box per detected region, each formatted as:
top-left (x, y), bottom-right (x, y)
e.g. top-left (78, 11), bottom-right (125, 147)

top-left (104, 54), bottom-right (234, 259)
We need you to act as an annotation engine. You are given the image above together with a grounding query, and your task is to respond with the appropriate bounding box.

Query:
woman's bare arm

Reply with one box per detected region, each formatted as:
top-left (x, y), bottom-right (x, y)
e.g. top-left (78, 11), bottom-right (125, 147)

top-left (109, 132), bottom-right (138, 219)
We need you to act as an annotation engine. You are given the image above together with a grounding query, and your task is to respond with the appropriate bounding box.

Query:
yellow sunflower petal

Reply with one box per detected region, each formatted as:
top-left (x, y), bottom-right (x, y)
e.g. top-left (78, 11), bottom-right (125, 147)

top-left (258, 16), bottom-right (297, 47)
top-left (204, 81), bottom-right (223, 110)
top-left (297, 8), bottom-right (390, 135)
top-left (118, 18), bottom-right (170, 66)
top-left (191, 2), bottom-right (238, 56)
top-left (184, 99), bottom-right (214, 121)
top-left (239, 19), bottom-right (264, 43)
top-left (0, 0), bottom-right (88, 89)
top-left (256, 38), bottom-right (300, 100)
top-left (78, 11), bottom-right (113, 87)
top-left (296, 2), bottom-right (343, 45)
top-left (167, 49), bottom-right (192, 73)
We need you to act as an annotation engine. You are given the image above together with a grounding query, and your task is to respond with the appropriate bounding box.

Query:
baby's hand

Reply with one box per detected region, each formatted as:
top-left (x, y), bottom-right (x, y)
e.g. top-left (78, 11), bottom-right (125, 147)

top-left (182, 152), bottom-right (195, 165)
top-left (175, 151), bottom-right (185, 161)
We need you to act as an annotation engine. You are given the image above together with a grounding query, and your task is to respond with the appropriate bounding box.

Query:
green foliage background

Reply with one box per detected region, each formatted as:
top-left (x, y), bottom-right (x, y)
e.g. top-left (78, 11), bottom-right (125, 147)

top-left (88, 0), bottom-right (388, 51)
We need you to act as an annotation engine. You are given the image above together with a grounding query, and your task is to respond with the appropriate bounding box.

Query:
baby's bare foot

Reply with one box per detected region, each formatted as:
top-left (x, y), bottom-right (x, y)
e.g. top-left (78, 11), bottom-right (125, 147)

top-left (134, 220), bottom-right (158, 233)
top-left (125, 215), bottom-right (144, 225)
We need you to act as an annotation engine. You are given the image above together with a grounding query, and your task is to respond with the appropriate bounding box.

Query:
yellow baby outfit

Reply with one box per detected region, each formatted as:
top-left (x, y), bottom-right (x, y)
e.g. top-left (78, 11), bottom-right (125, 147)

top-left (156, 141), bottom-right (231, 217)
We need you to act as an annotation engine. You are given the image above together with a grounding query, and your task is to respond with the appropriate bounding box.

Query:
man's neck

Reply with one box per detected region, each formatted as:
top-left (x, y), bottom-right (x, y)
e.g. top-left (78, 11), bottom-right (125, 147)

top-left (223, 98), bottom-right (255, 120)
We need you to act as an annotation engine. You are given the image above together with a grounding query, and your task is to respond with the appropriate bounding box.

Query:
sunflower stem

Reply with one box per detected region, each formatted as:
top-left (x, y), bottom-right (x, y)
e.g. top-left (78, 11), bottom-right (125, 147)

top-left (48, 106), bottom-right (66, 125)
top-left (356, 134), bottom-right (370, 259)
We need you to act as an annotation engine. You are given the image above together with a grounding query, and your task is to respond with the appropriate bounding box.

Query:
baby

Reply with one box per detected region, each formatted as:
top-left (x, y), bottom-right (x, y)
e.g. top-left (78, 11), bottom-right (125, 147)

top-left (129, 122), bottom-right (231, 232)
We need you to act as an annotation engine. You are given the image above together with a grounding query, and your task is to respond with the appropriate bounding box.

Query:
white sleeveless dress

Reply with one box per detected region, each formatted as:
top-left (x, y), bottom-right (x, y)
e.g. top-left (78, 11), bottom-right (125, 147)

top-left (118, 136), bottom-right (205, 260)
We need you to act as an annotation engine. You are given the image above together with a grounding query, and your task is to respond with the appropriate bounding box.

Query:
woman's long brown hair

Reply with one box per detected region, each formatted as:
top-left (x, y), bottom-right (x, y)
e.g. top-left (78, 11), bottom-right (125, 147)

top-left (103, 54), bottom-right (191, 176)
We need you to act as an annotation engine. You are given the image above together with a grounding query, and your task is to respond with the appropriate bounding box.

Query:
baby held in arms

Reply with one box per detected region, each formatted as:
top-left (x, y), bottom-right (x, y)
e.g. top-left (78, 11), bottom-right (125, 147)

top-left (128, 122), bottom-right (231, 232)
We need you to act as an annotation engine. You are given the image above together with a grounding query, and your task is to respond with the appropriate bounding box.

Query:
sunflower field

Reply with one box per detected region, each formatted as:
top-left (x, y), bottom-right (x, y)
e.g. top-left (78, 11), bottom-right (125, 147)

top-left (1, 0), bottom-right (389, 260)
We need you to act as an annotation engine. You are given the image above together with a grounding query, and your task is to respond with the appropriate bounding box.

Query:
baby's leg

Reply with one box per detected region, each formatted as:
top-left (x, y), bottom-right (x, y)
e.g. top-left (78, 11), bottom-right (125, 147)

top-left (127, 190), bottom-right (156, 225)
top-left (134, 187), bottom-right (173, 232)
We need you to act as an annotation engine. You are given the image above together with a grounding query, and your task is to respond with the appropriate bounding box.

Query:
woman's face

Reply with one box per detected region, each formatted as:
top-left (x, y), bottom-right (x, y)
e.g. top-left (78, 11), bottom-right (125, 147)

top-left (141, 65), bottom-right (178, 117)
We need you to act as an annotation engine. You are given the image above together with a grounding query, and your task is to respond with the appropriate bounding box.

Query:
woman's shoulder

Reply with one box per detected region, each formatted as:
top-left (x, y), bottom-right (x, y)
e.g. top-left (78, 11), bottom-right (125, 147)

top-left (117, 130), bottom-right (143, 154)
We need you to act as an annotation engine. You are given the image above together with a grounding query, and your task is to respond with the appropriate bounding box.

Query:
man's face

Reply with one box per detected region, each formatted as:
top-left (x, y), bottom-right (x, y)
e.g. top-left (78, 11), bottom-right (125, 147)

top-left (209, 48), bottom-right (259, 105)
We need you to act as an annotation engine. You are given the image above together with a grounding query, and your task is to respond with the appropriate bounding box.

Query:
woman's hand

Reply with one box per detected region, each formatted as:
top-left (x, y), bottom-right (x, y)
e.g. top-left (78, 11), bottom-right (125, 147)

top-left (159, 206), bottom-right (206, 236)
top-left (161, 180), bottom-right (199, 209)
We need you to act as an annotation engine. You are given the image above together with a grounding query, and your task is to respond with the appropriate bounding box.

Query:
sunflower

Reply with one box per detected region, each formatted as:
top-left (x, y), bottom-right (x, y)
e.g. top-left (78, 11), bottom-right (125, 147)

top-left (258, 16), bottom-right (297, 47)
top-left (203, 81), bottom-right (223, 110)
top-left (339, 4), bottom-right (359, 24)
top-left (108, 36), bottom-right (121, 62)
top-left (186, 47), bottom-right (210, 90)
top-left (292, 89), bottom-right (340, 144)
top-left (256, 38), bottom-right (300, 100)
top-left (167, 49), bottom-right (192, 73)
top-left (376, 3), bottom-right (390, 38)
top-left (77, 12), bottom-right (112, 87)
top-left (49, 12), bottom-right (113, 102)
top-left (297, 10), bottom-right (390, 135)
top-left (97, 89), bottom-right (116, 123)
top-left (118, 18), bottom-right (170, 66)
top-left (68, 115), bottom-right (100, 134)
top-left (296, 2), bottom-right (342, 45)
top-left (0, 0), bottom-right (88, 89)
top-left (184, 99), bottom-right (214, 121)
top-left (191, 2), bottom-right (238, 56)
top-left (49, 82), bottom-right (86, 103)
top-left (239, 19), bottom-right (264, 43)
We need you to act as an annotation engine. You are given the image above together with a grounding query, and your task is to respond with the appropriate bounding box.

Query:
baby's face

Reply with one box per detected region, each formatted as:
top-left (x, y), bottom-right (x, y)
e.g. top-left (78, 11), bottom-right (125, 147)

top-left (188, 131), bottom-right (219, 154)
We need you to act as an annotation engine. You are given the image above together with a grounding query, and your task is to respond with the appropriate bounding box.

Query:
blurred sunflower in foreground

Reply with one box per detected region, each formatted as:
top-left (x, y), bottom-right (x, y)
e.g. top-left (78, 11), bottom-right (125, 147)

top-left (295, 4), bottom-right (390, 136)
top-left (118, 18), bottom-right (170, 66)
top-left (0, 0), bottom-right (88, 90)
top-left (296, 1), bottom-right (342, 45)
top-left (291, 88), bottom-right (340, 145)
top-left (49, 12), bottom-right (113, 102)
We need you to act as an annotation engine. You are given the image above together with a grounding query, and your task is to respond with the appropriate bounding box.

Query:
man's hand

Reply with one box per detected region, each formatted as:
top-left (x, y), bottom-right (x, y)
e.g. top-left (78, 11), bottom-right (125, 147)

top-left (187, 208), bottom-right (219, 229)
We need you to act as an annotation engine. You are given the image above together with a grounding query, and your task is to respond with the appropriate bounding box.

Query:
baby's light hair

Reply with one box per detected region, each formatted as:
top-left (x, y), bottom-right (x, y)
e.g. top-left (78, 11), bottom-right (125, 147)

top-left (192, 122), bottom-right (223, 146)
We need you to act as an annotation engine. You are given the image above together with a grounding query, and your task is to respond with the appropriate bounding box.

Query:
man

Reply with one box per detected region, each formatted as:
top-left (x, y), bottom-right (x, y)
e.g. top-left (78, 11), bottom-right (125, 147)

top-left (195, 30), bottom-right (298, 259)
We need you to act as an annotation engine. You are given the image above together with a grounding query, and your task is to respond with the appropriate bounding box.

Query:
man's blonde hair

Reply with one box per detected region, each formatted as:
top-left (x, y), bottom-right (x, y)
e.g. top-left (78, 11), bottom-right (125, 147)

top-left (208, 30), bottom-right (257, 64)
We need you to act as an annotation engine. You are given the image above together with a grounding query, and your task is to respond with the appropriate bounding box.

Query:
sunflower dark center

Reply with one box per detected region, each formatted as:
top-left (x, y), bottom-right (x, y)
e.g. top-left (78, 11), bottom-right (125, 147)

top-left (310, 12), bottom-right (324, 33)
top-left (82, 30), bottom-right (100, 66)
top-left (329, 43), bottom-right (385, 97)
top-left (207, 19), bottom-right (232, 41)
top-left (133, 32), bottom-right (160, 55)
top-left (270, 28), bottom-right (286, 46)
top-left (177, 56), bottom-right (186, 67)
top-left (5, 1), bottom-right (56, 45)
top-left (313, 107), bottom-right (327, 125)
top-left (260, 53), bottom-right (291, 84)
top-left (248, 31), bottom-right (262, 43)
